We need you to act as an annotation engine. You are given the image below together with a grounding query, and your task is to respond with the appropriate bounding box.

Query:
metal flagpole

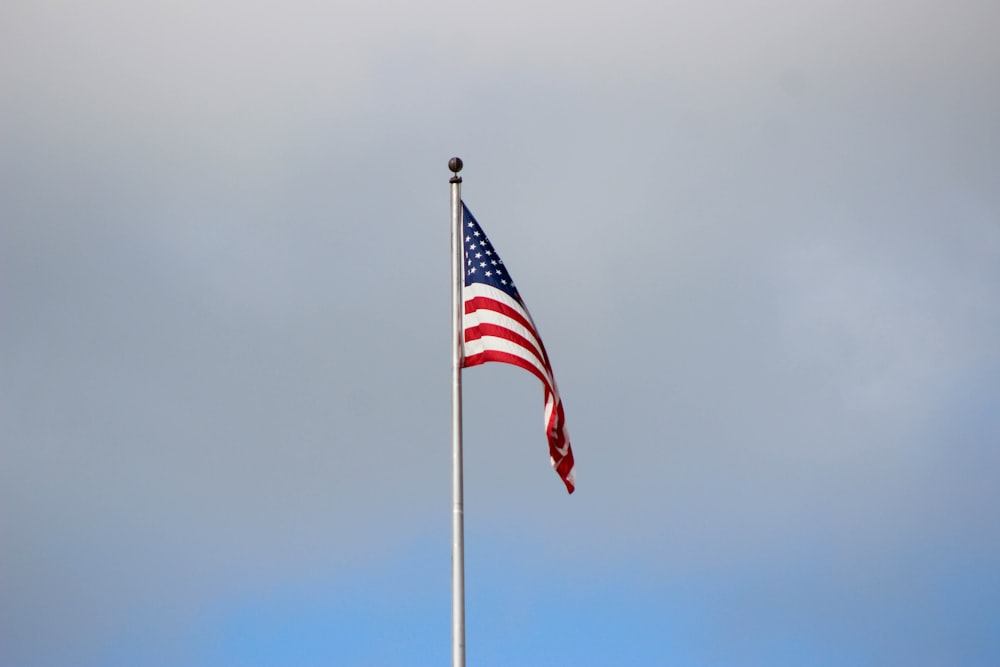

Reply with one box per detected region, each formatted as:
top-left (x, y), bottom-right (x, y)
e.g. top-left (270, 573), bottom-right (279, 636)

top-left (449, 157), bottom-right (466, 667)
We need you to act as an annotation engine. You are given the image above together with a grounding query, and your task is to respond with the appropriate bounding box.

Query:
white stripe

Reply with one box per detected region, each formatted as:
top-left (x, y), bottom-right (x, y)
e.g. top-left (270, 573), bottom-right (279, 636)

top-left (465, 334), bottom-right (554, 386)
top-left (464, 336), bottom-right (485, 358)
top-left (543, 392), bottom-right (572, 458)
top-left (463, 308), bottom-right (545, 363)
top-left (543, 379), bottom-right (564, 417)
top-left (463, 283), bottom-right (539, 328)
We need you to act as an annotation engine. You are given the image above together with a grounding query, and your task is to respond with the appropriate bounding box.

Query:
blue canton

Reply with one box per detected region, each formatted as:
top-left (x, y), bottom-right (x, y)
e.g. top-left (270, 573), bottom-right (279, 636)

top-left (462, 204), bottom-right (522, 304)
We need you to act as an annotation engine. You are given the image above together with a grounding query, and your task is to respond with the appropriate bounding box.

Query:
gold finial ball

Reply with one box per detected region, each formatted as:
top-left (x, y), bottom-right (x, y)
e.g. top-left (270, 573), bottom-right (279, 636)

top-left (448, 157), bottom-right (463, 173)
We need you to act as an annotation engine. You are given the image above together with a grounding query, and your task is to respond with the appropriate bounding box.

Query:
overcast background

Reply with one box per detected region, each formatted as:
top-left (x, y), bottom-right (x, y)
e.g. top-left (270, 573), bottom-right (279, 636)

top-left (2, 1), bottom-right (999, 665)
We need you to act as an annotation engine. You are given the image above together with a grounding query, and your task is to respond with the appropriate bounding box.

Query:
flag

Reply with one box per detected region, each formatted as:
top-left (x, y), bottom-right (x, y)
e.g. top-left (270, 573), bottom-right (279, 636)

top-left (461, 203), bottom-right (576, 493)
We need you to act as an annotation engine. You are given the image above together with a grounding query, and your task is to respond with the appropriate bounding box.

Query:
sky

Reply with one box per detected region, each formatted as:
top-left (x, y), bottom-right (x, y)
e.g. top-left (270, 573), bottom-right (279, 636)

top-left (2, 0), bottom-right (999, 665)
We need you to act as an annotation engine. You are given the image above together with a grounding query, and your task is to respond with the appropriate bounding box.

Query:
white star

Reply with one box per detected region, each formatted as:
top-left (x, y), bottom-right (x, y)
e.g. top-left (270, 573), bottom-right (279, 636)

top-left (480, 261), bottom-right (487, 268)
top-left (485, 271), bottom-right (492, 277)
top-left (473, 231), bottom-right (481, 237)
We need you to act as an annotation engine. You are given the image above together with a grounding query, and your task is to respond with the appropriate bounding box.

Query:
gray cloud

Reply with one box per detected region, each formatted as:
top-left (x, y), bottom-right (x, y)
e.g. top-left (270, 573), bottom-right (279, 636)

top-left (2, 0), bottom-right (999, 664)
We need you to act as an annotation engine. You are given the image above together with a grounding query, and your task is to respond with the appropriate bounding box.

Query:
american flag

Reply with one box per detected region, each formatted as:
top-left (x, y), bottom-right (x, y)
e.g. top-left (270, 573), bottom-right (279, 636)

top-left (461, 203), bottom-right (576, 494)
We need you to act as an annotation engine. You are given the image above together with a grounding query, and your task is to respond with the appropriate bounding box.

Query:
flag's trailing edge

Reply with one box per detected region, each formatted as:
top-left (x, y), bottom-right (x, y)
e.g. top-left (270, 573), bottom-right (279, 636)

top-left (461, 203), bottom-right (576, 494)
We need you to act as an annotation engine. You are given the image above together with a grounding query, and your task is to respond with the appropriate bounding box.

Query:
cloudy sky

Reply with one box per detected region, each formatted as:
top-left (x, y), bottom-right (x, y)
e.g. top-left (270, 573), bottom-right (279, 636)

top-left (3, 0), bottom-right (999, 665)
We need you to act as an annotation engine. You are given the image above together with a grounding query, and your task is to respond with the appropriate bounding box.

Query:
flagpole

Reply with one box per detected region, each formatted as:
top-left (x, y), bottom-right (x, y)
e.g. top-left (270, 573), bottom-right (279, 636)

top-left (449, 157), bottom-right (466, 667)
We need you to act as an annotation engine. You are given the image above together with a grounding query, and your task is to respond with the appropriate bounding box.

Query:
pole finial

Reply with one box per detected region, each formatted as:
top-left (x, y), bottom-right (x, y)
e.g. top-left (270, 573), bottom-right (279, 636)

top-left (449, 157), bottom-right (463, 183)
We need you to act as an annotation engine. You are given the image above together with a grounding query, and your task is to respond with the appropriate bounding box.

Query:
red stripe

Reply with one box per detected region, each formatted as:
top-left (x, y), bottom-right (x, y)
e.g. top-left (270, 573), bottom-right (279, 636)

top-left (462, 350), bottom-right (552, 389)
top-left (547, 401), bottom-right (575, 494)
top-left (464, 295), bottom-right (534, 336)
top-left (554, 452), bottom-right (575, 494)
top-left (464, 323), bottom-right (545, 369)
top-left (464, 295), bottom-right (553, 367)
